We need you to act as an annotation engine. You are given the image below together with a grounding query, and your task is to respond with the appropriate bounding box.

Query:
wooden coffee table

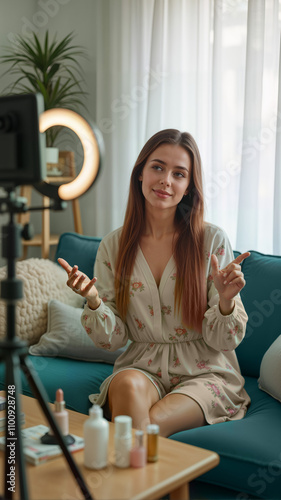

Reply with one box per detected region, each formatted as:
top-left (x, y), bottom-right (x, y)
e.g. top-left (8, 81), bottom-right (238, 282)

top-left (0, 392), bottom-right (219, 500)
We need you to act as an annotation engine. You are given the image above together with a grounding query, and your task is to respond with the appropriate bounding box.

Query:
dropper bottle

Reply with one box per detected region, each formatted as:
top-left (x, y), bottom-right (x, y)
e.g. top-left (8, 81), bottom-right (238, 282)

top-left (52, 388), bottom-right (69, 436)
top-left (41, 388), bottom-right (75, 445)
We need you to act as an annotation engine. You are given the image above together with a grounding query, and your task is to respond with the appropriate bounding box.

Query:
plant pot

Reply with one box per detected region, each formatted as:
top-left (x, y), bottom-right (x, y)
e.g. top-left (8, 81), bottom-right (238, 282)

top-left (46, 147), bottom-right (62, 176)
top-left (46, 147), bottom-right (59, 164)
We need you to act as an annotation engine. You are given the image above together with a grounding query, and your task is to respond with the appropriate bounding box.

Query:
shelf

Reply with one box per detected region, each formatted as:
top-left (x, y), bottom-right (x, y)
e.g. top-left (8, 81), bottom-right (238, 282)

top-left (46, 176), bottom-right (74, 183)
top-left (18, 151), bottom-right (82, 259)
top-left (21, 234), bottom-right (60, 247)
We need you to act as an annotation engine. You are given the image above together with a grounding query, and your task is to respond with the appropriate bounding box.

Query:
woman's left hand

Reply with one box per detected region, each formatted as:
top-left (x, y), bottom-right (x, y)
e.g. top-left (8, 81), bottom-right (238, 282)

top-left (211, 252), bottom-right (250, 302)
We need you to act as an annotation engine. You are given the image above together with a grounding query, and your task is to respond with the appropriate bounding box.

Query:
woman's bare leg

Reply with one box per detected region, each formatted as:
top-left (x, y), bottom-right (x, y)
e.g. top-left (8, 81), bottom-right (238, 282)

top-left (107, 370), bottom-right (160, 430)
top-left (149, 393), bottom-right (207, 437)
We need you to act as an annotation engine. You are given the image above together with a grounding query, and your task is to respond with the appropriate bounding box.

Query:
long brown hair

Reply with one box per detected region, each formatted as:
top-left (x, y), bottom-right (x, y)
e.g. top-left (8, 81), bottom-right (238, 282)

top-left (115, 129), bottom-right (207, 333)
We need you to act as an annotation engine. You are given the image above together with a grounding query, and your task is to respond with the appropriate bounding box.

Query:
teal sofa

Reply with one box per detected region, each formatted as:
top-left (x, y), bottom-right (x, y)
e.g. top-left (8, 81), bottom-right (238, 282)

top-left (1, 232), bottom-right (281, 499)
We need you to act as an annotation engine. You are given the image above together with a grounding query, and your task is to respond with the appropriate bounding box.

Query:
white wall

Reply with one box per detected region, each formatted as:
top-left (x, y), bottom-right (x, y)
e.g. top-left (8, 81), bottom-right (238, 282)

top-left (0, 0), bottom-right (99, 266)
top-left (40, 0), bottom-right (99, 246)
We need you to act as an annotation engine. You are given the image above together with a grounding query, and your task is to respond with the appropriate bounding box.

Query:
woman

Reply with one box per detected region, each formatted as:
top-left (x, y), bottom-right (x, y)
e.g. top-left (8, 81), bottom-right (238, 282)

top-left (59, 129), bottom-right (251, 437)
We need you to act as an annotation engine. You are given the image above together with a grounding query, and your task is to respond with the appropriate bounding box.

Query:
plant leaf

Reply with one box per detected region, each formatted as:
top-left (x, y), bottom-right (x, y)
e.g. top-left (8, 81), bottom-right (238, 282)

top-left (0, 30), bottom-right (88, 131)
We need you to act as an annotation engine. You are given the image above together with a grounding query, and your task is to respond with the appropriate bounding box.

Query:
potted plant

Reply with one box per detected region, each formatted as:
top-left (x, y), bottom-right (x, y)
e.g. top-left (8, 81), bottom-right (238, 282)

top-left (0, 31), bottom-right (88, 150)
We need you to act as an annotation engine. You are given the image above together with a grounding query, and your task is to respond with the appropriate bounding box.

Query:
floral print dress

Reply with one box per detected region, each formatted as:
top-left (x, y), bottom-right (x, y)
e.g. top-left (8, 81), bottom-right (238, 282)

top-left (81, 223), bottom-right (251, 424)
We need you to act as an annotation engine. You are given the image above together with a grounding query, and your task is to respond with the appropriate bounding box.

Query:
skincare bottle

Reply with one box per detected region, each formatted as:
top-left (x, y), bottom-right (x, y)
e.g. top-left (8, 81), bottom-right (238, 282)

top-left (114, 415), bottom-right (132, 468)
top-left (130, 430), bottom-right (146, 468)
top-left (83, 404), bottom-right (109, 469)
top-left (50, 388), bottom-right (69, 436)
top-left (41, 388), bottom-right (74, 445)
top-left (146, 424), bottom-right (159, 462)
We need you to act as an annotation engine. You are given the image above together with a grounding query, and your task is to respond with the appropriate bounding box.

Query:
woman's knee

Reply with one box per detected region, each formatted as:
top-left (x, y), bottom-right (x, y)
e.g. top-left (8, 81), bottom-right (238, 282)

top-left (108, 370), bottom-right (152, 407)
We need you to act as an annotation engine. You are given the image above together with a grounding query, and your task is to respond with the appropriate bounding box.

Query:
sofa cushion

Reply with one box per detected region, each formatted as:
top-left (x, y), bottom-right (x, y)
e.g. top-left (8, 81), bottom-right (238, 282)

top-left (258, 334), bottom-right (281, 402)
top-left (170, 376), bottom-right (281, 499)
top-left (29, 299), bottom-right (129, 364)
top-left (0, 258), bottom-right (84, 345)
top-left (55, 232), bottom-right (102, 279)
top-left (236, 251), bottom-right (281, 377)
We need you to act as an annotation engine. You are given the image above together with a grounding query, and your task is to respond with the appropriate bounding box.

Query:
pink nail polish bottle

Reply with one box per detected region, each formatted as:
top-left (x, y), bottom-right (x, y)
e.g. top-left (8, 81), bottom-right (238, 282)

top-left (130, 430), bottom-right (146, 468)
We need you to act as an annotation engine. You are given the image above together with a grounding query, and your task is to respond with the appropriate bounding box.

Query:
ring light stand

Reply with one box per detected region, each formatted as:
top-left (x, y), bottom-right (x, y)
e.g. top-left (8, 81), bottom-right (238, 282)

top-left (0, 94), bottom-right (103, 500)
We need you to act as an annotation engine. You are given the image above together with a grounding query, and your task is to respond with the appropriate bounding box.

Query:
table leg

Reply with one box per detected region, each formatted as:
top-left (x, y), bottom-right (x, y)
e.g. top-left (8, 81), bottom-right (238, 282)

top-left (169, 482), bottom-right (189, 500)
top-left (72, 198), bottom-right (83, 234)
top-left (42, 195), bottom-right (50, 259)
top-left (18, 186), bottom-right (32, 226)
top-left (22, 245), bottom-right (28, 260)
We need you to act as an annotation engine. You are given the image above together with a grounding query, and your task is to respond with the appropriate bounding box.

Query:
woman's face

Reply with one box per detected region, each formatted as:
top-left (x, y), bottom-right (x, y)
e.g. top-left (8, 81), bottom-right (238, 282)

top-left (139, 143), bottom-right (192, 213)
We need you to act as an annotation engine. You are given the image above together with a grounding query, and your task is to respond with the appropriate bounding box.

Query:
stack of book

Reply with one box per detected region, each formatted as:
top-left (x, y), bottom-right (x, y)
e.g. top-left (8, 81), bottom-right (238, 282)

top-left (0, 425), bottom-right (84, 465)
top-left (0, 397), bottom-right (84, 465)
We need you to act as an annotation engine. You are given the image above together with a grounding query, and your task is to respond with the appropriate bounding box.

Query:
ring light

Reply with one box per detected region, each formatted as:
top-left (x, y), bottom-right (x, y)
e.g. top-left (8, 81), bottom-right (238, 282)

top-left (37, 108), bottom-right (102, 201)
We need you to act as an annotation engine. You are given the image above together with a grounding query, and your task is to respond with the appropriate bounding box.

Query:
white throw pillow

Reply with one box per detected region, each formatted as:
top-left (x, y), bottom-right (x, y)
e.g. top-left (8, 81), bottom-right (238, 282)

top-left (29, 299), bottom-right (128, 364)
top-left (0, 259), bottom-right (84, 345)
top-left (258, 334), bottom-right (281, 402)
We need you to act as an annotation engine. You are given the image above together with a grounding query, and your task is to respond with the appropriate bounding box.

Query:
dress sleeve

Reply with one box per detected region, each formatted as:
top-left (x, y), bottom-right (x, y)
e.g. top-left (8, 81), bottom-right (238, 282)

top-left (202, 228), bottom-right (248, 352)
top-left (81, 236), bottom-right (129, 352)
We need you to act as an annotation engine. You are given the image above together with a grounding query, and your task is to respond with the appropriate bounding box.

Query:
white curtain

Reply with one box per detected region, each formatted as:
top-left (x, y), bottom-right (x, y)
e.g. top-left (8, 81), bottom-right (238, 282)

top-left (92, 0), bottom-right (281, 255)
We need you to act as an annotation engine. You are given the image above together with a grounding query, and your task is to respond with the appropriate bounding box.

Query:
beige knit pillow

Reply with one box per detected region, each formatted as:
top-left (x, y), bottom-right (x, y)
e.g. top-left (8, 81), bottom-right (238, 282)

top-left (0, 258), bottom-right (84, 345)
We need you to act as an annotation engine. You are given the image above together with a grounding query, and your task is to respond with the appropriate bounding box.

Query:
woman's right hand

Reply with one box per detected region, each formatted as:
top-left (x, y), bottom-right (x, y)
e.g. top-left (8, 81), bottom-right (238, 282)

top-left (58, 258), bottom-right (101, 310)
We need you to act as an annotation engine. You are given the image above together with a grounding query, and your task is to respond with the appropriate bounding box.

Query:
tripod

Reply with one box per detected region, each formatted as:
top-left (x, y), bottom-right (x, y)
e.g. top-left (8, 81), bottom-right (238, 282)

top-left (0, 189), bottom-right (93, 500)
